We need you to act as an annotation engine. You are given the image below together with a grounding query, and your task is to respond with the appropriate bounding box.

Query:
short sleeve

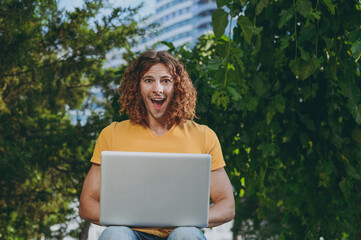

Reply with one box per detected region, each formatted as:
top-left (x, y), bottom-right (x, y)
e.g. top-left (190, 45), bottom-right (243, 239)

top-left (90, 123), bottom-right (114, 164)
top-left (204, 126), bottom-right (225, 171)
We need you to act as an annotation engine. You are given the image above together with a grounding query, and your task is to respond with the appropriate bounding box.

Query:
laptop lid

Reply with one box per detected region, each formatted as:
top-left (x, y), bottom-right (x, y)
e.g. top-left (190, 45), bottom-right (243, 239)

top-left (99, 151), bottom-right (211, 228)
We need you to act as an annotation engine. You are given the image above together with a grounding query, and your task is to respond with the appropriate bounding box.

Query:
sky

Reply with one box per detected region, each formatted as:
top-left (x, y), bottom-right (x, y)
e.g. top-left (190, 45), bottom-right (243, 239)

top-left (58, 0), bottom-right (156, 17)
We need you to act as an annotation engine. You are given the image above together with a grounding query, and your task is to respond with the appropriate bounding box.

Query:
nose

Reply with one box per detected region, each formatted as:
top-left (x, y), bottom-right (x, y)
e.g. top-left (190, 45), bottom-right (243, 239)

top-left (153, 80), bottom-right (163, 94)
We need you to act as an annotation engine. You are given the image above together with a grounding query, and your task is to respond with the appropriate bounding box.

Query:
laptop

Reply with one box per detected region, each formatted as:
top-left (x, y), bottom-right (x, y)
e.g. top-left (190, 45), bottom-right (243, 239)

top-left (99, 151), bottom-right (211, 228)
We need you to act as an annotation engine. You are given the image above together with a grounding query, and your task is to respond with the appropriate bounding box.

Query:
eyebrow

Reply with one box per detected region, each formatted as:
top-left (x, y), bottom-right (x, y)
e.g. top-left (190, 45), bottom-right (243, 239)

top-left (142, 75), bottom-right (172, 79)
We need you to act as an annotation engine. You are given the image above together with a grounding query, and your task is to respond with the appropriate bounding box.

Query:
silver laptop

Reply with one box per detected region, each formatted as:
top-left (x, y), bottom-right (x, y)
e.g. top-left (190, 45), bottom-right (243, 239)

top-left (99, 151), bottom-right (211, 228)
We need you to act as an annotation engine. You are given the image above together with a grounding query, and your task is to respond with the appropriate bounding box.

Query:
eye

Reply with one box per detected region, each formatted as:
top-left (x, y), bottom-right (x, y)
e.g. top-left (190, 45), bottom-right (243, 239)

top-left (143, 78), bottom-right (152, 83)
top-left (163, 78), bottom-right (172, 84)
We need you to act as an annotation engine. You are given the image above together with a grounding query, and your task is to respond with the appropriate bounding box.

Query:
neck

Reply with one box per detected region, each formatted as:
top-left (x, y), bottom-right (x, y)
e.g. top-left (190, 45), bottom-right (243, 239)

top-left (146, 117), bottom-right (171, 136)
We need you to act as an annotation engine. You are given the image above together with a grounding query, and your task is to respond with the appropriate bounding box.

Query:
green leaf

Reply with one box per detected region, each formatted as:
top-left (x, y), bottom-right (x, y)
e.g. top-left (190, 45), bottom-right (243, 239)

top-left (240, 0), bottom-right (247, 6)
top-left (280, 35), bottom-right (289, 50)
top-left (251, 26), bottom-right (263, 35)
top-left (351, 41), bottom-right (361, 62)
top-left (215, 42), bottom-right (227, 57)
top-left (299, 132), bottom-right (309, 146)
top-left (323, 36), bottom-right (333, 51)
top-left (278, 7), bottom-right (294, 29)
top-left (221, 35), bottom-right (231, 42)
top-left (208, 56), bottom-right (222, 70)
top-left (310, 10), bottom-right (322, 22)
top-left (289, 59), bottom-right (301, 78)
top-left (274, 95), bottom-right (286, 113)
top-left (211, 90), bottom-right (230, 109)
top-left (159, 41), bottom-right (175, 51)
top-left (197, 101), bottom-right (209, 113)
top-left (212, 9), bottom-right (229, 38)
top-left (349, 29), bottom-right (361, 42)
top-left (345, 165), bottom-right (361, 180)
top-left (233, 54), bottom-right (245, 72)
top-left (347, 84), bottom-right (361, 124)
top-left (325, 57), bottom-right (337, 80)
top-left (250, 77), bottom-right (265, 96)
top-left (347, 84), bottom-right (361, 105)
top-left (266, 110), bottom-right (275, 125)
top-left (299, 114), bottom-right (316, 131)
top-left (349, 103), bottom-right (361, 125)
top-left (321, 0), bottom-right (335, 15)
top-left (298, 24), bottom-right (316, 44)
top-left (256, 0), bottom-right (268, 16)
top-left (227, 86), bottom-right (242, 101)
top-left (215, 68), bottom-right (226, 83)
top-left (237, 16), bottom-right (253, 44)
top-left (289, 58), bottom-right (317, 80)
top-left (296, 0), bottom-right (312, 18)
top-left (0, 93), bottom-right (10, 114)
top-left (352, 129), bottom-right (361, 143)
top-left (339, 178), bottom-right (352, 199)
top-left (253, 34), bottom-right (262, 55)
top-left (216, 0), bottom-right (228, 8)
top-left (245, 96), bottom-right (258, 111)
top-left (299, 46), bottom-right (311, 61)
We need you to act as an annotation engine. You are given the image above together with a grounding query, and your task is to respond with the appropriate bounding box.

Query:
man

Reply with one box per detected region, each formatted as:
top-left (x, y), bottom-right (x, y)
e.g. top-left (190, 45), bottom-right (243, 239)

top-left (79, 50), bottom-right (235, 240)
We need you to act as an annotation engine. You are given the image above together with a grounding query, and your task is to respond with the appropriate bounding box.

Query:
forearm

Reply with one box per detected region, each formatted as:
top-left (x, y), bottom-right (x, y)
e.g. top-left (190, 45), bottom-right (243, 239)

top-left (207, 198), bottom-right (235, 228)
top-left (79, 195), bottom-right (101, 225)
top-left (79, 164), bottom-right (102, 225)
top-left (207, 167), bottom-right (235, 228)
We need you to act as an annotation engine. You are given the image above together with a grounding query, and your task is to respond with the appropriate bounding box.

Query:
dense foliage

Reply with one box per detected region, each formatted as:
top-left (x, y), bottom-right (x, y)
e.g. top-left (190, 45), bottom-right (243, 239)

top-left (2, 0), bottom-right (361, 239)
top-left (162, 0), bottom-right (361, 239)
top-left (0, 0), bottom-right (144, 238)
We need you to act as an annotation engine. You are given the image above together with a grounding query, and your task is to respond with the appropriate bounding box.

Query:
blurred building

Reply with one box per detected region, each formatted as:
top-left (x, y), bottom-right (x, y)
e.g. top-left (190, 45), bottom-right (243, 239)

top-left (139, 0), bottom-right (216, 50)
top-left (106, 0), bottom-right (217, 68)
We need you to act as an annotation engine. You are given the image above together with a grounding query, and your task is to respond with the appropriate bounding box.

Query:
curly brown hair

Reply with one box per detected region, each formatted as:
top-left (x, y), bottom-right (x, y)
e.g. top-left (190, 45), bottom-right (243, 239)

top-left (118, 50), bottom-right (197, 128)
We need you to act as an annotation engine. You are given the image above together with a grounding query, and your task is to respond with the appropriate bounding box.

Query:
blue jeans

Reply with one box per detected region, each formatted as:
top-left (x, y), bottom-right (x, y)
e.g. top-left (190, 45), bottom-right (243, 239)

top-left (98, 226), bottom-right (207, 240)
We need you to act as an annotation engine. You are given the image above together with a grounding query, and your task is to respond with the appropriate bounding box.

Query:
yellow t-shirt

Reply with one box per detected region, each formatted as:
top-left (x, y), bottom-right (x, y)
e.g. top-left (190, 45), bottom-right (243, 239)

top-left (91, 120), bottom-right (225, 238)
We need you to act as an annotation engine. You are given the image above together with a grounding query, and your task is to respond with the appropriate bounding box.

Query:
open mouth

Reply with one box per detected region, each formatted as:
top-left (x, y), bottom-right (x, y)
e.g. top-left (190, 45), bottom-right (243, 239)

top-left (151, 99), bottom-right (166, 110)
